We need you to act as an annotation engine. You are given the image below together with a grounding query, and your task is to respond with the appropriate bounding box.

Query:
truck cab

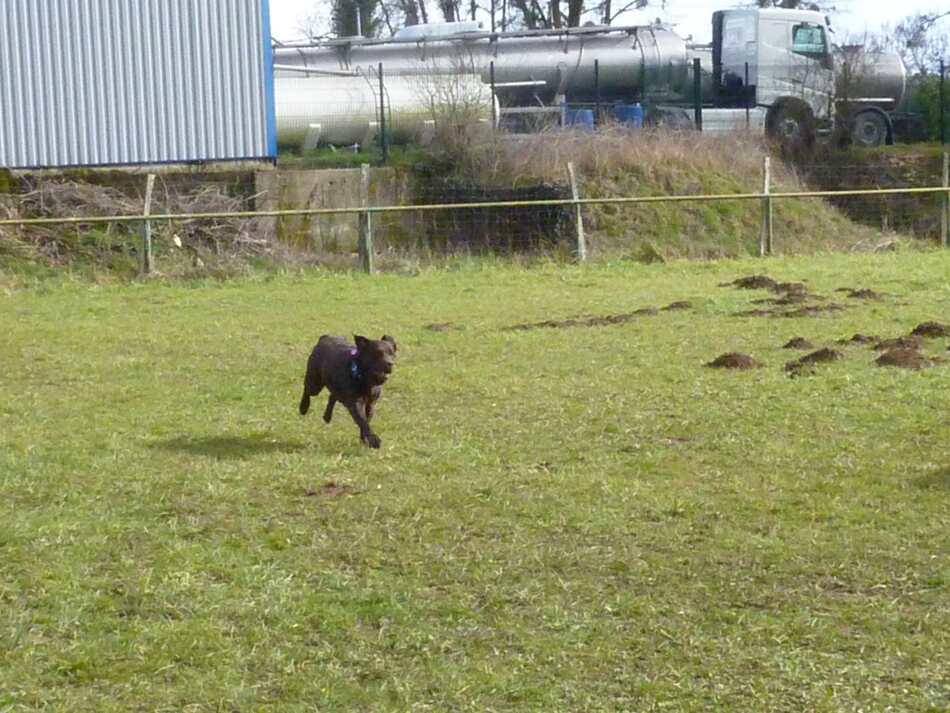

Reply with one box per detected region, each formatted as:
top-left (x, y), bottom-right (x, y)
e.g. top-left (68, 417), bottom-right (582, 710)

top-left (710, 8), bottom-right (903, 147)
top-left (713, 8), bottom-right (834, 147)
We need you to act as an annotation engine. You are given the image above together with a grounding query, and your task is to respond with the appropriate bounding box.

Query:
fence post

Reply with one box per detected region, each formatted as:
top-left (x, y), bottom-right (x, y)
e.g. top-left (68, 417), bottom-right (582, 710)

top-left (942, 151), bottom-right (949, 248)
top-left (744, 62), bottom-right (750, 130)
top-left (760, 156), bottom-right (772, 257)
top-left (358, 163), bottom-right (374, 274)
top-left (141, 173), bottom-right (155, 275)
top-left (941, 59), bottom-right (946, 146)
top-left (567, 161), bottom-right (586, 262)
top-left (693, 57), bottom-right (703, 132)
top-left (594, 58), bottom-right (601, 126)
top-left (490, 61), bottom-right (497, 128)
top-left (378, 63), bottom-right (388, 164)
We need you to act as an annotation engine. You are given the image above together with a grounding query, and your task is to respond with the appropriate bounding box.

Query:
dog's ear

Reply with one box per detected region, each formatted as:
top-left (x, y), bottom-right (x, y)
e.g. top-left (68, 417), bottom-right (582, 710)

top-left (381, 334), bottom-right (397, 352)
top-left (354, 335), bottom-right (370, 351)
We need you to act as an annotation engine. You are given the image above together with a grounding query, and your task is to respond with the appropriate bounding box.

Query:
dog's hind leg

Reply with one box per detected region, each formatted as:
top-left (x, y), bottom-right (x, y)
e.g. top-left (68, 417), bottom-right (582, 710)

top-left (299, 370), bottom-right (324, 416)
top-left (299, 383), bottom-right (312, 415)
top-left (323, 396), bottom-right (337, 423)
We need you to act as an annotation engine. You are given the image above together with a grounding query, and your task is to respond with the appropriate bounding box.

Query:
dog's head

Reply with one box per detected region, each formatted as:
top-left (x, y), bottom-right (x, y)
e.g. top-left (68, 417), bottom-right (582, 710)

top-left (354, 334), bottom-right (397, 386)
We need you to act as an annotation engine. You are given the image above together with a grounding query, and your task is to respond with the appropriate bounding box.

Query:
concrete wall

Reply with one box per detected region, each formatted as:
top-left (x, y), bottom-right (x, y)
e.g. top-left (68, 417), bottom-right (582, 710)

top-left (255, 168), bottom-right (415, 253)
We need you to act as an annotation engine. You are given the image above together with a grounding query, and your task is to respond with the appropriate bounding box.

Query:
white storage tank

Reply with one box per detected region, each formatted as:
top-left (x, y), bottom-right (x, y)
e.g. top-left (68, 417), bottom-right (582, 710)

top-left (276, 73), bottom-right (497, 148)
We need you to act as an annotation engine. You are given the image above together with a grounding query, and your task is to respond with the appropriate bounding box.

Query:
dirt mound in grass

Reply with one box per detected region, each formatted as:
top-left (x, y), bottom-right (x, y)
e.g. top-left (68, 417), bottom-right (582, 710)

top-left (726, 275), bottom-right (779, 290)
top-left (783, 337), bottom-right (815, 349)
top-left (910, 321), bottom-right (950, 338)
top-left (781, 304), bottom-right (848, 318)
top-left (754, 293), bottom-right (811, 306)
top-left (875, 349), bottom-right (934, 370)
top-left (875, 335), bottom-right (924, 351)
top-left (734, 308), bottom-right (777, 317)
top-left (706, 352), bottom-right (760, 370)
top-left (662, 301), bottom-right (692, 311)
top-left (785, 348), bottom-right (843, 375)
top-left (836, 287), bottom-right (884, 300)
top-left (509, 308), bottom-right (658, 330)
top-left (837, 333), bottom-right (880, 345)
top-left (725, 277), bottom-right (810, 294)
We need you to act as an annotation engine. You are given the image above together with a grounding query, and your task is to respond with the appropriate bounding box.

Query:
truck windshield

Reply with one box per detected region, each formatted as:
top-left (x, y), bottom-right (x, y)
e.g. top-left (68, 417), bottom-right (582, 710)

top-left (792, 24), bottom-right (826, 57)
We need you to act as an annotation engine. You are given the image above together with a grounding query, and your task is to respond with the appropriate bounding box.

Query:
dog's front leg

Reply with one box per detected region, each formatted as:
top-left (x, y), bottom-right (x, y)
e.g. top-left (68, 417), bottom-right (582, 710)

top-left (344, 399), bottom-right (381, 449)
top-left (323, 396), bottom-right (337, 423)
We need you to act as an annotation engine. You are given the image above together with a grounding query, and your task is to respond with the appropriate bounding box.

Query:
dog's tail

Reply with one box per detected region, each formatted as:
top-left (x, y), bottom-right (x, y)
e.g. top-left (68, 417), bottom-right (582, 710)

top-left (299, 387), bottom-right (311, 416)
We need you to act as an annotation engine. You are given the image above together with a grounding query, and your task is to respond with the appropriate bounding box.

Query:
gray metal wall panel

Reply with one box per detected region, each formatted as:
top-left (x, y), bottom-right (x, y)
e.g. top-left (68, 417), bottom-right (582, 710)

top-left (0, 0), bottom-right (272, 168)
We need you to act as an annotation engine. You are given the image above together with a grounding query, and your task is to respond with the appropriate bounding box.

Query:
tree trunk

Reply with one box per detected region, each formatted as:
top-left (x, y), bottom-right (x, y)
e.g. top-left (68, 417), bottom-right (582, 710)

top-left (567, 0), bottom-right (583, 26)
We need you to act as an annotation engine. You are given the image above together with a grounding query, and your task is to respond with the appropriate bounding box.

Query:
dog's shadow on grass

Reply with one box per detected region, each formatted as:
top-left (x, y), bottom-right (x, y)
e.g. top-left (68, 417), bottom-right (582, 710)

top-left (152, 433), bottom-right (309, 459)
top-left (911, 468), bottom-right (950, 490)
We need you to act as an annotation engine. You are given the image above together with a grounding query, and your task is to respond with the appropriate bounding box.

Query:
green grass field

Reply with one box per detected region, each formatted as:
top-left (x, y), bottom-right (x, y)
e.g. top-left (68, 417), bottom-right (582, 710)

top-left (2, 252), bottom-right (949, 711)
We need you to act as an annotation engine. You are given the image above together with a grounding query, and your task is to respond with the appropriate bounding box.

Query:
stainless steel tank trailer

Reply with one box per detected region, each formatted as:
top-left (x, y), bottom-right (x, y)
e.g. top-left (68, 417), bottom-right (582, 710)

top-left (272, 7), bottom-right (905, 150)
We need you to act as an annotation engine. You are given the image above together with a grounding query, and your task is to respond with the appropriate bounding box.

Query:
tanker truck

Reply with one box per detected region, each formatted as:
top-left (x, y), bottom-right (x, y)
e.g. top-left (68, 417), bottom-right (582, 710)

top-left (273, 6), bottom-right (905, 149)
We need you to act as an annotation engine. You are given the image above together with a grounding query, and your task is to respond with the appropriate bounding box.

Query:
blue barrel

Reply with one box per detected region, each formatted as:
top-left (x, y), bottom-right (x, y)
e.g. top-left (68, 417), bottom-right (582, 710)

top-left (614, 103), bottom-right (644, 128)
top-left (564, 108), bottom-right (595, 131)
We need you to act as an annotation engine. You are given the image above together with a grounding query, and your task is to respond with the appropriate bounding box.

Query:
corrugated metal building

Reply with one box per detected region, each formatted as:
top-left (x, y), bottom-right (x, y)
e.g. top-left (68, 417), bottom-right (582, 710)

top-left (0, 0), bottom-right (276, 169)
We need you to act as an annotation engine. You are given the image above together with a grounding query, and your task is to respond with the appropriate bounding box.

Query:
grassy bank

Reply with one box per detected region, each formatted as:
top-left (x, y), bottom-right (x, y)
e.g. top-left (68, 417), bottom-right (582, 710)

top-left (0, 132), bottom-right (901, 283)
top-left (2, 252), bottom-right (949, 711)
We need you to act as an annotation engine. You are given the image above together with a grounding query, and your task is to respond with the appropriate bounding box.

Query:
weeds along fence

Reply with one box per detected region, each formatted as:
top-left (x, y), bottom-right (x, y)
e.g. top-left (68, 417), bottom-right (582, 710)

top-left (1, 154), bottom-right (949, 275)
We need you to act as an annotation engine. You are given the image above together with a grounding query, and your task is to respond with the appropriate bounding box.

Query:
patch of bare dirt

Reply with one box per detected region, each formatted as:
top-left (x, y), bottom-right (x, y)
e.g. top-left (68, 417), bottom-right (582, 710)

top-left (910, 321), bottom-right (950, 338)
top-left (426, 322), bottom-right (457, 332)
top-left (783, 337), bottom-right (814, 349)
top-left (736, 303), bottom-right (847, 319)
top-left (836, 287), bottom-right (884, 300)
top-left (785, 348), bottom-right (843, 375)
top-left (304, 482), bottom-right (358, 499)
top-left (753, 293), bottom-right (811, 306)
top-left (875, 349), bottom-right (935, 370)
top-left (508, 309), bottom-right (659, 330)
top-left (733, 308), bottom-right (776, 317)
top-left (780, 304), bottom-right (847, 318)
top-left (874, 335), bottom-right (924, 351)
top-left (662, 301), bottom-right (692, 311)
top-left (706, 352), bottom-right (761, 370)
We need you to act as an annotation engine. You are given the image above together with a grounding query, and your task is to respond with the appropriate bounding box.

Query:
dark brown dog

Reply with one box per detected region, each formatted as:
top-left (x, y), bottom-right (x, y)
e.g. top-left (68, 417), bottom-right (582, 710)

top-left (299, 334), bottom-right (397, 448)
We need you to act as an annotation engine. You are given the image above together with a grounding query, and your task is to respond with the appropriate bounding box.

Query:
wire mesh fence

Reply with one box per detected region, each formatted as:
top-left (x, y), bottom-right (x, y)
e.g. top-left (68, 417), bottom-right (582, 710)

top-left (1, 153), bottom-right (948, 279)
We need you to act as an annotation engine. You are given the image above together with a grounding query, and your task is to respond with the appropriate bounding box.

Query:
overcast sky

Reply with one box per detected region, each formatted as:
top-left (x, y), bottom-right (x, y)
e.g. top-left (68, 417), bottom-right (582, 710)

top-left (268, 0), bottom-right (949, 44)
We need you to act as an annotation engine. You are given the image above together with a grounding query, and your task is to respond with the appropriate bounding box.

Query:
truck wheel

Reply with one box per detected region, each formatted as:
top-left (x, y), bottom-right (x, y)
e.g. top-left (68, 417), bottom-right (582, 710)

top-left (850, 110), bottom-right (889, 148)
top-left (766, 102), bottom-right (816, 156)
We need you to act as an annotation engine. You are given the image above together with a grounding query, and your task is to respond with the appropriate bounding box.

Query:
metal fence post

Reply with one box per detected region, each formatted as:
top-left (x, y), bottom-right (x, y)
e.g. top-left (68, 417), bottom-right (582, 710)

top-left (760, 156), bottom-right (772, 257)
top-left (941, 59), bottom-right (946, 146)
top-left (378, 63), bottom-right (388, 164)
top-left (693, 57), bottom-right (703, 132)
top-left (358, 163), bottom-right (374, 273)
top-left (566, 161), bottom-right (586, 262)
top-left (490, 61), bottom-right (497, 128)
top-left (594, 59), bottom-right (601, 126)
top-left (141, 174), bottom-right (155, 275)
top-left (942, 151), bottom-right (949, 248)
top-left (744, 62), bottom-right (750, 130)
